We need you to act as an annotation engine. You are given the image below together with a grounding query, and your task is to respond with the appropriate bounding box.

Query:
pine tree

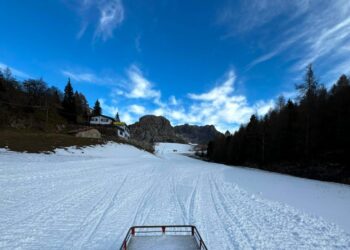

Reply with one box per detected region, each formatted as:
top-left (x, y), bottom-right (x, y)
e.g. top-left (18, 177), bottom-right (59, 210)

top-left (296, 64), bottom-right (319, 100)
top-left (296, 64), bottom-right (319, 159)
top-left (276, 95), bottom-right (286, 111)
top-left (115, 112), bottom-right (120, 122)
top-left (62, 78), bottom-right (76, 121)
top-left (93, 100), bottom-right (102, 116)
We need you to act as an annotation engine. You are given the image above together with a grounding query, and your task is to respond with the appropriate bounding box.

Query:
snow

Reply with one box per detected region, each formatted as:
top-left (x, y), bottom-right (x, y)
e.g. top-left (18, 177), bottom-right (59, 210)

top-left (0, 142), bottom-right (350, 249)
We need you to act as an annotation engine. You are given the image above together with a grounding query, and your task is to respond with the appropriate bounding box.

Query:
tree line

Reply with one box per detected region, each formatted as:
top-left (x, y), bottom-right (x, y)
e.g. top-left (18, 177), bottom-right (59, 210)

top-left (207, 65), bottom-right (350, 184)
top-left (0, 67), bottom-right (102, 129)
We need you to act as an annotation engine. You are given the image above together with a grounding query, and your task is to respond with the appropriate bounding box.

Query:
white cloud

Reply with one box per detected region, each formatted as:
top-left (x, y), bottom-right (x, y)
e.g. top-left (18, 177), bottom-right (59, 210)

top-left (129, 104), bottom-right (146, 115)
top-left (186, 70), bottom-right (255, 128)
top-left (99, 99), bottom-right (118, 116)
top-left (75, 0), bottom-right (124, 41)
top-left (99, 99), bottom-right (138, 125)
top-left (254, 100), bottom-right (274, 116)
top-left (120, 112), bottom-right (134, 124)
top-left (94, 0), bottom-right (124, 41)
top-left (0, 62), bottom-right (31, 79)
top-left (149, 69), bottom-right (271, 132)
top-left (169, 95), bottom-right (178, 105)
top-left (119, 65), bottom-right (161, 101)
top-left (218, 0), bottom-right (309, 35)
top-left (61, 69), bottom-right (119, 86)
top-left (188, 70), bottom-right (235, 102)
top-left (62, 70), bottom-right (97, 82)
top-left (104, 67), bottom-right (275, 132)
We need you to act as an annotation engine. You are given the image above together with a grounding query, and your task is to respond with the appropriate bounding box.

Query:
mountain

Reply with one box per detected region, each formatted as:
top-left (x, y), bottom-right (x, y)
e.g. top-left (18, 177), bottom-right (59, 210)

top-left (129, 115), bottom-right (184, 143)
top-left (129, 115), bottom-right (222, 144)
top-left (174, 124), bottom-right (222, 144)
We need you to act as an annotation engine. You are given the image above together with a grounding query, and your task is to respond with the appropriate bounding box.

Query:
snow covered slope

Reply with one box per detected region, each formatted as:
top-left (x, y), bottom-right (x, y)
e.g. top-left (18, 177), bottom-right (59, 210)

top-left (0, 143), bottom-right (350, 249)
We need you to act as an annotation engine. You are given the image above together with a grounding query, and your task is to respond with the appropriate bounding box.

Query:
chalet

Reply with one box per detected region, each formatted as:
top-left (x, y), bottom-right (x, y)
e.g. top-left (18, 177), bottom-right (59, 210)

top-left (90, 115), bottom-right (115, 125)
top-left (89, 113), bottom-right (130, 140)
top-left (113, 121), bottom-right (130, 140)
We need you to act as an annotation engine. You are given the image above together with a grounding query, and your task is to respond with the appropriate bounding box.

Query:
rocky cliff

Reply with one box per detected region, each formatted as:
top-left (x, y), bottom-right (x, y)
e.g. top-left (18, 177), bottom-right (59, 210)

top-left (129, 115), bottom-right (184, 143)
top-left (130, 115), bottom-right (222, 144)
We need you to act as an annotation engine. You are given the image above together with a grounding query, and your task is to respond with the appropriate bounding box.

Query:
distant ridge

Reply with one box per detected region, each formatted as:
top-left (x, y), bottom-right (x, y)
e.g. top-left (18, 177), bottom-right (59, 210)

top-left (129, 115), bottom-right (222, 144)
top-left (174, 124), bottom-right (222, 144)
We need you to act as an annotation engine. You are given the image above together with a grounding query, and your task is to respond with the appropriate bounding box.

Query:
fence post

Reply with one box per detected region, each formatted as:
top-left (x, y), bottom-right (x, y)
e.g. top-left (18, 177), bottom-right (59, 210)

top-left (162, 226), bottom-right (166, 234)
top-left (131, 227), bottom-right (135, 236)
top-left (191, 226), bottom-right (195, 236)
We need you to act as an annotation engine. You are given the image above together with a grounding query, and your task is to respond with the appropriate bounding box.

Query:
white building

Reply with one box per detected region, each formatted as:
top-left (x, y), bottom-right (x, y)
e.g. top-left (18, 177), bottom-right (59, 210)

top-left (90, 114), bottom-right (130, 140)
top-left (115, 122), bottom-right (130, 140)
top-left (90, 115), bottom-right (115, 125)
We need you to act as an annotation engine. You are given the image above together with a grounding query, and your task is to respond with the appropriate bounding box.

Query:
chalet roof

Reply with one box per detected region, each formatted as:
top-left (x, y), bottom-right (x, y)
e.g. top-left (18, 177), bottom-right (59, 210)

top-left (90, 114), bottom-right (115, 121)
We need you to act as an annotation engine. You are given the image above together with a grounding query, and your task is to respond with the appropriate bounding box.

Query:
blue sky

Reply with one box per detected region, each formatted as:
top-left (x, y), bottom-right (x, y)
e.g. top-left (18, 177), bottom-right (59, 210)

top-left (1, 0), bottom-right (350, 132)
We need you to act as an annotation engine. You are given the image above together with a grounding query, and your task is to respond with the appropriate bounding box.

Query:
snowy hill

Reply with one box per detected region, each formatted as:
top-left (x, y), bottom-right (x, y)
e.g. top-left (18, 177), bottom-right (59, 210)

top-left (1, 143), bottom-right (350, 249)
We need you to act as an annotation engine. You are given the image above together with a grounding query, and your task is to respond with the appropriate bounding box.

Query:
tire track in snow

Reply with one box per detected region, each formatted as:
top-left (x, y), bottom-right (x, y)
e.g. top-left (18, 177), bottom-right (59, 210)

top-left (72, 175), bottom-right (129, 249)
top-left (204, 174), bottom-right (243, 249)
top-left (213, 176), bottom-right (268, 248)
top-left (131, 173), bottom-right (162, 225)
top-left (171, 176), bottom-right (187, 224)
top-left (187, 175), bottom-right (200, 224)
top-left (191, 173), bottom-right (238, 249)
top-left (209, 175), bottom-right (254, 249)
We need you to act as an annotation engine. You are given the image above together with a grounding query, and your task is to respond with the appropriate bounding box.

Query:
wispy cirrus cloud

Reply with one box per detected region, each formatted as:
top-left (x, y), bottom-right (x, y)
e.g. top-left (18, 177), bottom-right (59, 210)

top-left (62, 70), bottom-right (98, 82)
top-left (217, 0), bottom-right (309, 35)
top-left (61, 69), bottom-right (119, 86)
top-left (74, 0), bottom-right (124, 41)
top-left (219, 0), bottom-right (350, 79)
top-left (0, 62), bottom-right (31, 79)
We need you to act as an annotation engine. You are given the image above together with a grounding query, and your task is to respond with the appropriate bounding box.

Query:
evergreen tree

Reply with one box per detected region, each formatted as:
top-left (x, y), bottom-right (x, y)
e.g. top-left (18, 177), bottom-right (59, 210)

top-left (275, 95), bottom-right (286, 111)
top-left (296, 64), bottom-right (319, 100)
top-left (207, 65), bottom-right (350, 184)
top-left (62, 78), bottom-right (76, 121)
top-left (73, 91), bottom-right (89, 121)
top-left (92, 100), bottom-right (102, 116)
top-left (115, 112), bottom-right (120, 122)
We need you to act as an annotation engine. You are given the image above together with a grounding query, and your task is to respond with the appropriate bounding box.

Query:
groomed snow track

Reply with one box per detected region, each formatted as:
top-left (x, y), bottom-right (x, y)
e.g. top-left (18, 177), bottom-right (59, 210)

top-left (1, 143), bottom-right (350, 249)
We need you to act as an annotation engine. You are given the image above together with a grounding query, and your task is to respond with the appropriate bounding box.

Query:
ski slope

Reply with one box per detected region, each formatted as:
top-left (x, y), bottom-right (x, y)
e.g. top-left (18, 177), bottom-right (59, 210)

top-left (0, 142), bottom-right (350, 249)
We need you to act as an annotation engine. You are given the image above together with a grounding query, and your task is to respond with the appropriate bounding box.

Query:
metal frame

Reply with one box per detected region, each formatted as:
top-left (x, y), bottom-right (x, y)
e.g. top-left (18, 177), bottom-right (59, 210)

top-left (120, 225), bottom-right (208, 250)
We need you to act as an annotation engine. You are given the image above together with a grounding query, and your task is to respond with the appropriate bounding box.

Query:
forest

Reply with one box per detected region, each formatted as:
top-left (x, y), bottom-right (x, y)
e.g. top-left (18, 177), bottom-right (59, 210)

top-left (207, 65), bottom-right (350, 184)
top-left (0, 67), bottom-right (102, 130)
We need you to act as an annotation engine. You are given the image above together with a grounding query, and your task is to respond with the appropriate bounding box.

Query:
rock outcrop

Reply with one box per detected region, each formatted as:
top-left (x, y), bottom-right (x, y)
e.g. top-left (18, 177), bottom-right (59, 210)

top-left (130, 115), bottom-right (222, 144)
top-left (129, 115), bottom-right (184, 143)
